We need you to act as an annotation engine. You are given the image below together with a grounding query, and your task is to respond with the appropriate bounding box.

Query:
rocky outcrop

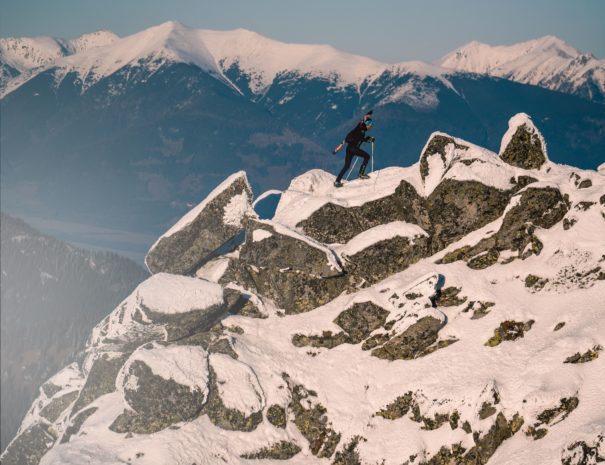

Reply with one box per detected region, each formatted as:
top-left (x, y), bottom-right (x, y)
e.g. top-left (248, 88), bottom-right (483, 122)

top-left (145, 172), bottom-right (253, 275)
top-left (0, 424), bottom-right (57, 465)
top-left (485, 320), bottom-right (534, 346)
top-left (419, 134), bottom-right (469, 181)
top-left (298, 180), bottom-right (428, 244)
top-left (499, 113), bottom-right (548, 170)
top-left (442, 186), bottom-right (569, 268)
top-left (221, 219), bottom-right (352, 314)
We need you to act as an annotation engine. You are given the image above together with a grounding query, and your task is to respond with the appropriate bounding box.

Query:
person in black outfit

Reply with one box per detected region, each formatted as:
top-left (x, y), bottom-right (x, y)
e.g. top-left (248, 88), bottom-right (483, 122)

top-left (333, 111), bottom-right (375, 187)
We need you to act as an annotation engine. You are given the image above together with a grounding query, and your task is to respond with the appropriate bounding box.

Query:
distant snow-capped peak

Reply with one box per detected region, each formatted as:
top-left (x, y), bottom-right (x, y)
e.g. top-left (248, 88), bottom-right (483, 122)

top-left (438, 35), bottom-right (605, 100)
top-left (2, 21), bottom-right (451, 97)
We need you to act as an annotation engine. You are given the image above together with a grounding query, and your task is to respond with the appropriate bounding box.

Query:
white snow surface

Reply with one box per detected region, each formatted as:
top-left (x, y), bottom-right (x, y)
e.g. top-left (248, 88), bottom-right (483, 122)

top-left (209, 353), bottom-right (265, 416)
top-left (336, 221), bottom-right (428, 256)
top-left (438, 35), bottom-right (605, 99)
top-left (117, 343), bottom-right (209, 396)
top-left (135, 272), bottom-right (224, 314)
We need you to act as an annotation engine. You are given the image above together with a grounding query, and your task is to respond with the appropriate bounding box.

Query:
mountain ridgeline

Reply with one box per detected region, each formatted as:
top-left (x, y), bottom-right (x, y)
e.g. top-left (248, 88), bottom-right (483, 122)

top-left (1, 22), bottom-right (604, 258)
top-left (0, 213), bottom-right (148, 452)
top-left (3, 114), bottom-right (604, 465)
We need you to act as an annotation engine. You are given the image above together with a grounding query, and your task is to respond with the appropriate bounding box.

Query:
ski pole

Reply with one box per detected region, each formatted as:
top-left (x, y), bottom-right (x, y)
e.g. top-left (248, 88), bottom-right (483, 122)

top-left (345, 158), bottom-right (359, 181)
top-left (371, 141), bottom-right (374, 173)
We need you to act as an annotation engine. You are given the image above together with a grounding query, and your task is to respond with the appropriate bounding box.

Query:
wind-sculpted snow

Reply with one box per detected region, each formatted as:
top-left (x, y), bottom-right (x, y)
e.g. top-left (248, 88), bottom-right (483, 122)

top-left (4, 114), bottom-right (604, 465)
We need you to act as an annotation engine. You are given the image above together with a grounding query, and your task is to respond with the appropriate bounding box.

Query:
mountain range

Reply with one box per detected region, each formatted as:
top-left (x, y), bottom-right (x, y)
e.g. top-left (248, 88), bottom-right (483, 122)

top-left (2, 113), bottom-right (603, 465)
top-left (1, 21), bottom-right (604, 260)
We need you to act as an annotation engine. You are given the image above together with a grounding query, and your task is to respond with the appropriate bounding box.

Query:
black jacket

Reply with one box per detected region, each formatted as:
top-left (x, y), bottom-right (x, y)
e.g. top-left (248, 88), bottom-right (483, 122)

top-left (345, 121), bottom-right (370, 146)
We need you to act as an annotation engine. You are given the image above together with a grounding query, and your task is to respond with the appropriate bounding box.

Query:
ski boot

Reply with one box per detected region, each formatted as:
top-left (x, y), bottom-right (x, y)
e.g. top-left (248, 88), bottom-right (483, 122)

top-left (358, 172), bottom-right (370, 180)
top-left (334, 181), bottom-right (343, 188)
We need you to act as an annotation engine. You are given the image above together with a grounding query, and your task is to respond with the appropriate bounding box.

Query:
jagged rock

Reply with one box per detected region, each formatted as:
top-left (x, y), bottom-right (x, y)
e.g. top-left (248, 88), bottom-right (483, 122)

top-left (346, 235), bottom-right (430, 283)
top-left (486, 320), bottom-right (534, 346)
top-left (499, 113), bottom-right (547, 170)
top-left (419, 133), bottom-right (469, 181)
top-left (376, 391), bottom-right (460, 431)
top-left (70, 353), bottom-right (129, 416)
top-left (435, 287), bottom-right (467, 307)
top-left (222, 219), bottom-right (351, 314)
top-left (427, 180), bottom-right (511, 253)
top-left (525, 397), bottom-right (579, 440)
top-left (562, 433), bottom-right (604, 465)
top-left (41, 383), bottom-right (62, 399)
top-left (145, 172), bottom-right (253, 275)
top-left (462, 301), bottom-right (495, 319)
top-left (372, 316), bottom-right (443, 360)
top-left (448, 187), bottom-right (569, 268)
top-left (554, 322), bottom-right (566, 331)
top-left (564, 345), bottom-right (602, 364)
top-left (564, 217), bottom-right (577, 230)
top-left (577, 179), bottom-right (592, 189)
top-left (525, 274), bottom-right (549, 290)
top-left (297, 180), bottom-right (428, 244)
top-left (240, 440), bottom-right (301, 460)
top-left (39, 391), bottom-right (78, 423)
top-left (60, 407), bottom-right (97, 444)
top-left (285, 375), bottom-right (341, 458)
top-left (332, 436), bottom-right (365, 465)
top-left (0, 423), bottom-right (57, 465)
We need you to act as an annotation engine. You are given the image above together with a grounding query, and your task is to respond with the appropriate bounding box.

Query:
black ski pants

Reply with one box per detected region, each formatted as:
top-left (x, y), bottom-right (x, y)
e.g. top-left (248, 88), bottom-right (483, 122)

top-left (336, 145), bottom-right (370, 182)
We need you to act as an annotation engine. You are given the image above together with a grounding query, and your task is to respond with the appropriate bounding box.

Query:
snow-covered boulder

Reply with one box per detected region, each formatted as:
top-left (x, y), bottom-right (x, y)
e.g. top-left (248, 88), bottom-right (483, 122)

top-left (145, 171), bottom-right (254, 275)
top-left (499, 113), bottom-right (549, 170)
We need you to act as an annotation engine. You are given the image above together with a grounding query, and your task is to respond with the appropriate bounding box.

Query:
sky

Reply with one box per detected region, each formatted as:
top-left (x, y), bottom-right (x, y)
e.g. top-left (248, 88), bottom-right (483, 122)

top-left (1, 0), bottom-right (604, 63)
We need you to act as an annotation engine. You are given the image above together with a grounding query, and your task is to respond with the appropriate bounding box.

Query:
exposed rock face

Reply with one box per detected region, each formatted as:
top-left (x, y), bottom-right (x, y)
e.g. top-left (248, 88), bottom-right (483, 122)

top-left (500, 114), bottom-right (548, 169)
top-left (442, 186), bottom-right (569, 268)
top-left (145, 172), bottom-right (253, 275)
top-left (221, 219), bottom-right (351, 314)
top-left (0, 424), bottom-right (57, 465)
top-left (297, 180), bottom-right (428, 244)
top-left (419, 134), bottom-right (469, 181)
top-left (485, 320), bottom-right (534, 346)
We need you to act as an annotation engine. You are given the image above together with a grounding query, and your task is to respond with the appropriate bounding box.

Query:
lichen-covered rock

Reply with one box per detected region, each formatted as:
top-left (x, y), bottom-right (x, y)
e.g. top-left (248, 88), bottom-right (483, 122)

top-left (434, 287), bottom-right (467, 307)
top-left (486, 320), bottom-right (534, 347)
top-left (371, 316), bottom-right (443, 360)
top-left (346, 235), bottom-right (430, 283)
top-left (240, 440), bottom-right (301, 460)
top-left (375, 391), bottom-right (459, 431)
top-left (0, 423), bottom-right (57, 465)
top-left (526, 396), bottom-right (579, 440)
top-left (222, 220), bottom-right (351, 314)
top-left (564, 345), bottom-right (602, 364)
top-left (70, 353), bottom-right (129, 416)
top-left (285, 375), bottom-right (341, 458)
top-left (525, 274), bottom-right (549, 290)
top-left (266, 404), bottom-right (287, 428)
top-left (449, 186), bottom-right (569, 268)
top-left (499, 114), bottom-right (547, 170)
top-left (427, 180), bottom-right (510, 252)
top-left (332, 436), bottom-right (365, 465)
top-left (145, 171), bottom-right (254, 275)
top-left (293, 302), bottom-right (390, 349)
top-left (110, 353), bottom-right (208, 434)
top-left (39, 391), bottom-right (78, 423)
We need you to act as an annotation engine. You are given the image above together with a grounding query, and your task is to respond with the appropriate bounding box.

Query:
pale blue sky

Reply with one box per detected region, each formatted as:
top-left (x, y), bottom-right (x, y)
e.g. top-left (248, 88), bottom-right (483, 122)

top-left (1, 0), bottom-right (604, 62)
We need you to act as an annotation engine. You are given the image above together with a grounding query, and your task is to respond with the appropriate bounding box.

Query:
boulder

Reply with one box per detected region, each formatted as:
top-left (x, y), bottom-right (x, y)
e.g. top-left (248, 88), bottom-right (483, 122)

top-left (145, 171), bottom-right (254, 275)
top-left (499, 113), bottom-right (548, 170)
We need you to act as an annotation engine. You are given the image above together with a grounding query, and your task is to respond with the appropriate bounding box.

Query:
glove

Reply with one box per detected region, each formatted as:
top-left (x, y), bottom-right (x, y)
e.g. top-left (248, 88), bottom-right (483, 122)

top-left (366, 136), bottom-right (375, 143)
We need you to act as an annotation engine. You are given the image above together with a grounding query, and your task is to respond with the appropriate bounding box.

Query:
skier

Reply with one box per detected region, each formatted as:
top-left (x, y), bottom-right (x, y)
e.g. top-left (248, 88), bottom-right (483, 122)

top-left (332, 110), bottom-right (375, 188)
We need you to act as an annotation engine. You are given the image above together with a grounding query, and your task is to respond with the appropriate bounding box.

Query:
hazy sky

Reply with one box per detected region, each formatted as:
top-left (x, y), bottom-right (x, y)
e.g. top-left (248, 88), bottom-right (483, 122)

top-left (2, 0), bottom-right (604, 62)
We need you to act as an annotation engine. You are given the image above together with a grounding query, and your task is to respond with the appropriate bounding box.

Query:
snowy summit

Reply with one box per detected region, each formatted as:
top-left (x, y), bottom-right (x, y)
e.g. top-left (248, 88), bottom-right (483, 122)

top-left (3, 112), bottom-right (604, 465)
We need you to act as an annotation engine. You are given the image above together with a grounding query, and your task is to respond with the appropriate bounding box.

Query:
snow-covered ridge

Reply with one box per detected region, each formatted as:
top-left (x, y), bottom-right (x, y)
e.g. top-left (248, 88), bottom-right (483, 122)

top-left (2, 21), bottom-right (452, 97)
top-left (438, 35), bottom-right (605, 101)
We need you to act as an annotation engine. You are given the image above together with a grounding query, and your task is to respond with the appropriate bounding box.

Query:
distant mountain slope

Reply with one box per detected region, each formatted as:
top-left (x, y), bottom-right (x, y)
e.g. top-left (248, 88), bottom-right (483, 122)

top-left (0, 213), bottom-right (147, 451)
top-left (438, 36), bottom-right (605, 103)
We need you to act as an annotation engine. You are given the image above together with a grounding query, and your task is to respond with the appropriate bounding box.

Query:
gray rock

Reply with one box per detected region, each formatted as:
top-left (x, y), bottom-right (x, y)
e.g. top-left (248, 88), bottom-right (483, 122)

top-left (146, 173), bottom-right (253, 275)
top-left (500, 123), bottom-right (547, 169)
top-left (0, 423), bottom-right (57, 465)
